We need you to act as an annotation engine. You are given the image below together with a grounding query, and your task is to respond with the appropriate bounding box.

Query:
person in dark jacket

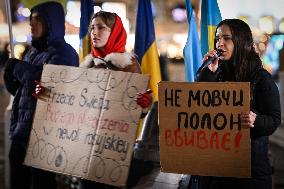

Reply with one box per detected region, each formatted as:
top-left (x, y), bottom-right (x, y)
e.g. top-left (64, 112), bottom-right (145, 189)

top-left (4, 2), bottom-right (79, 189)
top-left (195, 19), bottom-right (281, 189)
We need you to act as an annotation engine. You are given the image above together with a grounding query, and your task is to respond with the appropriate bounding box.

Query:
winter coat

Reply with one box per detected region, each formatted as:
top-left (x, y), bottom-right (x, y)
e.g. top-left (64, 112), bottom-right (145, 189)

top-left (4, 2), bottom-right (79, 146)
top-left (197, 66), bottom-right (281, 189)
top-left (81, 52), bottom-right (142, 74)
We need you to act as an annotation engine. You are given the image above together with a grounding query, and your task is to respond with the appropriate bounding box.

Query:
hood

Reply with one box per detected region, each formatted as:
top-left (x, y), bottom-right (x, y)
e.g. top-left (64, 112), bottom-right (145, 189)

top-left (31, 2), bottom-right (65, 45)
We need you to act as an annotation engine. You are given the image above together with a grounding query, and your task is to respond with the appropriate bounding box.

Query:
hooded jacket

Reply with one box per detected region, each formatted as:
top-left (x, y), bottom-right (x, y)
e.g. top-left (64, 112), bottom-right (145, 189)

top-left (4, 1), bottom-right (79, 146)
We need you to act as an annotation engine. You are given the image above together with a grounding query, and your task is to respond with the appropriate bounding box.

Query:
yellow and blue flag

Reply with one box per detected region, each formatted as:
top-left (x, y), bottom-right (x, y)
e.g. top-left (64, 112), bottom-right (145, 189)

top-left (21, 0), bottom-right (67, 9)
top-left (201, 0), bottom-right (222, 55)
top-left (183, 0), bottom-right (202, 82)
top-left (79, 0), bottom-right (94, 62)
top-left (134, 0), bottom-right (161, 101)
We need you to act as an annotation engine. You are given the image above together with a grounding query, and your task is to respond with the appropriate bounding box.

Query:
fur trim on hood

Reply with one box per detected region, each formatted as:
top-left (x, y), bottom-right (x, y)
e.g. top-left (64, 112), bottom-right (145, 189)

top-left (81, 52), bottom-right (133, 68)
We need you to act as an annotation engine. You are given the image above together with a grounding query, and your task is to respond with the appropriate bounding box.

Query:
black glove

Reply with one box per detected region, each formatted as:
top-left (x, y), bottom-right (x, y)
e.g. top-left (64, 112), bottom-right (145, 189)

top-left (4, 58), bottom-right (22, 95)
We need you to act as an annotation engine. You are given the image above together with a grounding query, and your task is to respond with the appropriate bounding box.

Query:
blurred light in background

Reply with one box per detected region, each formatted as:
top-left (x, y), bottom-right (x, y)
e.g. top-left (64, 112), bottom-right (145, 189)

top-left (239, 15), bottom-right (249, 24)
top-left (167, 44), bottom-right (178, 59)
top-left (14, 43), bottom-right (26, 59)
top-left (259, 16), bottom-right (275, 34)
top-left (173, 33), bottom-right (187, 47)
top-left (279, 18), bottom-right (284, 33)
top-left (171, 6), bottom-right (186, 22)
top-left (65, 34), bottom-right (79, 54)
top-left (66, 1), bottom-right (80, 27)
top-left (16, 3), bottom-right (30, 22)
top-left (16, 3), bottom-right (31, 22)
top-left (126, 33), bottom-right (135, 52)
top-left (102, 2), bottom-right (129, 34)
top-left (15, 35), bottom-right (27, 43)
top-left (1, 0), bottom-right (282, 62)
top-left (258, 42), bottom-right (266, 51)
top-left (260, 34), bottom-right (268, 43)
top-left (94, 6), bottom-right (101, 14)
top-left (263, 34), bottom-right (284, 76)
top-left (21, 8), bottom-right (31, 18)
top-left (0, 9), bottom-right (4, 23)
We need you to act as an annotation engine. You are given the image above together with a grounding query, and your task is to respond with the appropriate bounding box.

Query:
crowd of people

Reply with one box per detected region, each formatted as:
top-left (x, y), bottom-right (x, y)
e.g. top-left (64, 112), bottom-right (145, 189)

top-left (2, 1), bottom-right (281, 189)
top-left (4, 2), bottom-right (151, 189)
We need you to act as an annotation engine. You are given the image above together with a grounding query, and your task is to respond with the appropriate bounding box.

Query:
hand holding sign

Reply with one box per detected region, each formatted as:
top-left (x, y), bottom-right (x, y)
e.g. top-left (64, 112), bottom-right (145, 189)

top-left (240, 111), bottom-right (257, 128)
top-left (32, 80), bottom-right (43, 97)
top-left (25, 65), bottom-right (150, 187)
top-left (135, 89), bottom-right (152, 108)
top-left (32, 80), bottom-right (48, 101)
top-left (158, 82), bottom-right (251, 178)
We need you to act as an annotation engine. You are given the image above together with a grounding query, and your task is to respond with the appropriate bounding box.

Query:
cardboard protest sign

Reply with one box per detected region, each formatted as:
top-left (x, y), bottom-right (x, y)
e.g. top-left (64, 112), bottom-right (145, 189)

top-left (158, 82), bottom-right (251, 178)
top-left (24, 65), bottom-right (149, 186)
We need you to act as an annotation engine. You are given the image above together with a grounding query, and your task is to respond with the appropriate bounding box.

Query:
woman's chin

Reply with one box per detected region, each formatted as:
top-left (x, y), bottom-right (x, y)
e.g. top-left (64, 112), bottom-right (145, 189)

top-left (220, 56), bottom-right (232, 61)
top-left (93, 44), bottom-right (104, 49)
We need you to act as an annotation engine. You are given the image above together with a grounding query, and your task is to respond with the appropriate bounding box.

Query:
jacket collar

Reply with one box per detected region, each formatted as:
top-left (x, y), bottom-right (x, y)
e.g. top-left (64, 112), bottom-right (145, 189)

top-left (81, 52), bottom-right (133, 69)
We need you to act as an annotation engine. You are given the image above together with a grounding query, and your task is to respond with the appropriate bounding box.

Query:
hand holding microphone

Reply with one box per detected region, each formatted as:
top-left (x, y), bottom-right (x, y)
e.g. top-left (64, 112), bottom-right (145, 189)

top-left (202, 49), bottom-right (223, 72)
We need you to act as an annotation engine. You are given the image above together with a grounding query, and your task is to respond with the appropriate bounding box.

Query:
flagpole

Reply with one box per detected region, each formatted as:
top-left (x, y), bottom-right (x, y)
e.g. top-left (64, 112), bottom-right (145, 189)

top-left (4, 0), bottom-right (14, 58)
top-left (4, 1), bottom-right (14, 188)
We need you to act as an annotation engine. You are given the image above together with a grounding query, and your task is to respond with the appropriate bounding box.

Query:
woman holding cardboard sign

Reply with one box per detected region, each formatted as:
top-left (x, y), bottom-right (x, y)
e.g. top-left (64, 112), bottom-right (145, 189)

top-left (79, 11), bottom-right (152, 189)
top-left (196, 19), bottom-right (281, 189)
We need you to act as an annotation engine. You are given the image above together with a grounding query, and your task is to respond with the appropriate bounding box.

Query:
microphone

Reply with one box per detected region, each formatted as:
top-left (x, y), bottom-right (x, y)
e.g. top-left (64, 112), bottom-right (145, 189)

top-left (200, 49), bottom-right (223, 71)
top-left (195, 49), bottom-right (223, 81)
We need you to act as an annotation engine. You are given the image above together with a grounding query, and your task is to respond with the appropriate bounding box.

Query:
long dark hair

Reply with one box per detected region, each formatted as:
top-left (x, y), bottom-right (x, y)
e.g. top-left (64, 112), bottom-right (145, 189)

top-left (215, 19), bottom-right (262, 82)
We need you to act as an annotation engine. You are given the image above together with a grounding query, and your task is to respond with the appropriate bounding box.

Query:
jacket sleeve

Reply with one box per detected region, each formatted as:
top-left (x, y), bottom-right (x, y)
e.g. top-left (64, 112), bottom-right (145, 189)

top-left (13, 61), bottom-right (43, 91)
top-left (196, 67), bottom-right (219, 82)
top-left (126, 57), bottom-right (142, 74)
top-left (4, 58), bottom-right (22, 95)
top-left (251, 74), bottom-right (281, 137)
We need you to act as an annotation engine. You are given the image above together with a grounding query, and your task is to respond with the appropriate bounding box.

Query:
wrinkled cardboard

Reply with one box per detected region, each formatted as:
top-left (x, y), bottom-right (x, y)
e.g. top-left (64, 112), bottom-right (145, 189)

top-left (158, 82), bottom-right (251, 178)
top-left (24, 65), bottom-right (149, 186)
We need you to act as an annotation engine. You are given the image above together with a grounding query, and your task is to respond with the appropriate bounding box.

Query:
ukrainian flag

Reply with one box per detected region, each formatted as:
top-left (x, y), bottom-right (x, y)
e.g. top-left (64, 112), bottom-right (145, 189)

top-left (21, 0), bottom-right (67, 10)
top-left (79, 0), bottom-right (94, 62)
top-left (134, 0), bottom-right (161, 102)
top-left (183, 0), bottom-right (202, 82)
top-left (201, 0), bottom-right (222, 56)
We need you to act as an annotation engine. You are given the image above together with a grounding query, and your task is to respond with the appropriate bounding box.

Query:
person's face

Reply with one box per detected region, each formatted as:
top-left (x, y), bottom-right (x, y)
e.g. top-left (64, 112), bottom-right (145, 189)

top-left (30, 13), bottom-right (45, 38)
top-left (90, 17), bottom-right (111, 49)
top-left (215, 25), bottom-right (234, 61)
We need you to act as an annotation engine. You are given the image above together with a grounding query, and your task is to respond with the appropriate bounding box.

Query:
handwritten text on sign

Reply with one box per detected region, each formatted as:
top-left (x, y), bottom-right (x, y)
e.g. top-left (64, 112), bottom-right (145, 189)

top-left (158, 82), bottom-right (251, 178)
top-left (24, 65), bottom-right (149, 187)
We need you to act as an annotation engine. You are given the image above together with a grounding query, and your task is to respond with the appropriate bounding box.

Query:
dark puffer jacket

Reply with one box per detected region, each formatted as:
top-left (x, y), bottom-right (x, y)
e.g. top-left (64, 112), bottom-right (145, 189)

top-left (197, 65), bottom-right (281, 188)
top-left (4, 2), bottom-right (79, 146)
